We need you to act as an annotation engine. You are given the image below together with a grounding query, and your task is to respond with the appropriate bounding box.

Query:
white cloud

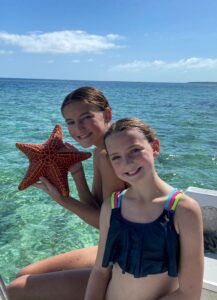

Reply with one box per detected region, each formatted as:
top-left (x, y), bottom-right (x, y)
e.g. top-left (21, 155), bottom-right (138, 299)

top-left (106, 34), bottom-right (122, 41)
top-left (71, 59), bottom-right (80, 63)
top-left (0, 49), bottom-right (13, 55)
top-left (110, 57), bottom-right (217, 72)
top-left (0, 30), bottom-right (123, 54)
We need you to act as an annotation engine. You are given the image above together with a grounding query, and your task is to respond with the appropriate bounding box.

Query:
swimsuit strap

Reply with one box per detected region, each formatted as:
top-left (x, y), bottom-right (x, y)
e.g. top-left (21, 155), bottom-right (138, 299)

top-left (111, 190), bottom-right (127, 209)
top-left (164, 188), bottom-right (183, 212)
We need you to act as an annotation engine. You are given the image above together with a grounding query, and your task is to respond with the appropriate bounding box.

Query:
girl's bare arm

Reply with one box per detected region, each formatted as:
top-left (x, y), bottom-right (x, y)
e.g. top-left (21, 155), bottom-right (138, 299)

top-left (34, 150), bottom-right (104, 229)
top-left (71, 165), bottom-right (98, 206)
top-left (158, 195), bottom-right (204, 300)
top-left (65, 142), bottom-right (101, 208)
top-left (84, 200), bottom-right (112, 300)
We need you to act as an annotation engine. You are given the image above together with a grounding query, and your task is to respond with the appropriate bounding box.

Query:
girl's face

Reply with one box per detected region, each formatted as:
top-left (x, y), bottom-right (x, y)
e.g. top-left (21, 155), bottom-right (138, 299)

top-left (62, 101), bottom-right (111, 148)
top-left (105, 128), bottom-right (159, 184)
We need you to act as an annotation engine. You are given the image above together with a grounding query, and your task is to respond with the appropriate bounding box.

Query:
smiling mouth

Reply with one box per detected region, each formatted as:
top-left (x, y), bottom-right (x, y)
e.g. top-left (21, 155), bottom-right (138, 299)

top-left (78, 133), bottom-right (92, 140)
top-left (125, 167), bottom-right (142, 176)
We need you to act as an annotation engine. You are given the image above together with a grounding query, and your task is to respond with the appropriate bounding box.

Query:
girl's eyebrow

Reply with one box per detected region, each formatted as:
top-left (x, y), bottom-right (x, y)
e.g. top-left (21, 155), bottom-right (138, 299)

top-left (109, 152), bottom-right (119, 156)
top-left (80, 112), bottom-right (92, 116)
top-left (127, 143), bottom-right (142, 149)
top-left (65, 112), bottom-right (91, 122)
top-left (108, 143), bottom-right (143, 156)
top-left (65, 118), bottom-right (74, 122)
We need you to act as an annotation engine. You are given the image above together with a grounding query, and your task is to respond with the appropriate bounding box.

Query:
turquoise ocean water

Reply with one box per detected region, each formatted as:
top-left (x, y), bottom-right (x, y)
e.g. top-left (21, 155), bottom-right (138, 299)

top-left (0, 78), bottom-right (217, 284)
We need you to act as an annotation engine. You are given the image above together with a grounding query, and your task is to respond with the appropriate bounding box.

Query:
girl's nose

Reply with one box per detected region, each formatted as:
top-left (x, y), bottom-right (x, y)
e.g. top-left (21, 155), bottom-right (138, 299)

top-left (76, 120), bottom-right (85, 131)
top-left (124, 155), bottom-right (132, 165)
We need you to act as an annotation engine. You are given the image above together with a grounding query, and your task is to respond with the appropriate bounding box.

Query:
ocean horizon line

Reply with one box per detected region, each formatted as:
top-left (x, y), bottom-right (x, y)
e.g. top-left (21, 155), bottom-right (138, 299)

top-left (1, 76), bottom-right (216, 85)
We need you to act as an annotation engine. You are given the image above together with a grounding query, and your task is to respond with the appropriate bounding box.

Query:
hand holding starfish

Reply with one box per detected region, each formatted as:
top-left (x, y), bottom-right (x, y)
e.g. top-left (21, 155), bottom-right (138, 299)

top-left (16, 124), bottom-right (92, 197)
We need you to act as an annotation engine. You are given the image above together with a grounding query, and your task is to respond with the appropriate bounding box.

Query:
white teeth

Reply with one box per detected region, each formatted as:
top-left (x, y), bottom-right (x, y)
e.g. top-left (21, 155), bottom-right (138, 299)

top-left (126, 167), bottom-right (141, 176)
top-left (79, 133), bottom-right (91, 139)
top-left (127, 170), bottom-right (137, 175)
top-left (128, 171), bottom-right (135, 175)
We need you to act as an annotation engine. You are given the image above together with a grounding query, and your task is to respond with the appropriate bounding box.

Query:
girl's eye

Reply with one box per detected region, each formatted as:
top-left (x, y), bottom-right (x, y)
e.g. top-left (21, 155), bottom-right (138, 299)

top-left (82, 115), bottom-right (92, 121)
top-left (67, 120), bottom-right (75, 126)
top-left (111, 156), bottom-right (120, 161)
top-left (131, 148), bottom-right (141, 154)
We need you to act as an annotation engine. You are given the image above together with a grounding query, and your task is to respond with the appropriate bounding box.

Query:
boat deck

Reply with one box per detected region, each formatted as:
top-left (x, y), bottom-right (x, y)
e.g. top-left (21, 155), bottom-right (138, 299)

top-left (186, 187), bottom-right (217, 299)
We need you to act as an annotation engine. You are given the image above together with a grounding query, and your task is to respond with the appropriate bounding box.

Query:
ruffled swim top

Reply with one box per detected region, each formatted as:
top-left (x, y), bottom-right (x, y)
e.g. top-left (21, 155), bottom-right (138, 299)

top-left (102, 188), bottom-right (183, 278)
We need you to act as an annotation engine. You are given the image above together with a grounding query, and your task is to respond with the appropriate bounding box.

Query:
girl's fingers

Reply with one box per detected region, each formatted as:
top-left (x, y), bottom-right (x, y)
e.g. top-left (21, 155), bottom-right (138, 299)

top-left (33, 181), bottom-right (48, 192)
top-left (33, 177), bottom-right (54, 193)
top-left (39, 176), bottom-right (50, 185)
top-left (33, 177), bottom-right (62, 201)
top-left (32, 182), bottom-right (42, 189)
top-left (69, 162), bottom-right (83, 173)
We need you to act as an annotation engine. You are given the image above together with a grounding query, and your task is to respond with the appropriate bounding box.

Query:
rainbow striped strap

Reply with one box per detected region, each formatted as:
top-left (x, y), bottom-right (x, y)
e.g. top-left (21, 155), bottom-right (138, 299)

top-left (111, 191), bottom-right (120, 208)
top-left (165, 188), bottom-right (183, 211)
top-left (170, 192), bottom-right (183, 211)
top-left (111, 190), bottom-right (127, 209)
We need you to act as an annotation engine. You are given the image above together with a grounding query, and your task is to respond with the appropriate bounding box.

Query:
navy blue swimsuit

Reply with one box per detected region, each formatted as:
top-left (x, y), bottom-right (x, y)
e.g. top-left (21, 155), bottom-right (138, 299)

top-left (102, 188), bottom-right (183, 278)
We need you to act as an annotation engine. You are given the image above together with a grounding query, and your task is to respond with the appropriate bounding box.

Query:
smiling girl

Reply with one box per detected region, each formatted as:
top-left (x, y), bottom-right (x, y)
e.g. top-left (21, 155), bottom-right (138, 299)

top-left (85, 117), bottom-right (204, 300)
top-left (8, 87), bottom-right (125, 300)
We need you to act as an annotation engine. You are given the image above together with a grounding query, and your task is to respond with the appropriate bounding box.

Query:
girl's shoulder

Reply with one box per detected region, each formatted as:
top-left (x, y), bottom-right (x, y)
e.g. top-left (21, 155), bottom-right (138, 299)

top-left (176, 193), bottom-right (201, 214)
top-left (93, 147), bottom-right (118, 175)
top-left (175, 193), bottom-right (202, 231)
top-left (163, 188), bottom-right (201, 214)
top-left (93, 147), bottom-right (108, 162)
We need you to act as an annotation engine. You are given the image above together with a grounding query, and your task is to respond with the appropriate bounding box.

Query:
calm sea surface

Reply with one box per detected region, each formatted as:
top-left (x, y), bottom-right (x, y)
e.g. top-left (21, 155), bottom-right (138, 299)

top-left (0, 78), bottom-right (217, 283)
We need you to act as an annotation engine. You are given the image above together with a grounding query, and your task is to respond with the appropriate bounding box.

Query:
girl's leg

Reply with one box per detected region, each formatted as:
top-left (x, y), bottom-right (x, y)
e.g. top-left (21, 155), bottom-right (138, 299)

top-left (7, 246), bottom-right (97, 300)
top-left (7, 268), bottom-right (91, 300)
top-left (17, 246), bottom-right (97, 275)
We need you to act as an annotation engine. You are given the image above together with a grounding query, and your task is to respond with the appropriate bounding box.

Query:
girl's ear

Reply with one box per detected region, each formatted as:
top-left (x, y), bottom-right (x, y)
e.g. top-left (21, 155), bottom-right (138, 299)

top-left (152, 139), bottom-right (160, 157)
top-left (103, 107), bottom-right (112, 123)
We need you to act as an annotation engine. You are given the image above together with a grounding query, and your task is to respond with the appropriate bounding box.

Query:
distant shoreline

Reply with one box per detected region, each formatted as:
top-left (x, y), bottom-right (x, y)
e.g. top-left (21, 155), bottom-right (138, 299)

top-left (0, 77), bottom-right (217, 85)
top-left (188, 82), bottom-right (217, 84)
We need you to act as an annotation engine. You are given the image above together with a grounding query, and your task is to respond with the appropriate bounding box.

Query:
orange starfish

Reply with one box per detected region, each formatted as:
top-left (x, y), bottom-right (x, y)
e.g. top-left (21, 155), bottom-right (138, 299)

top-left (16, 124), bottom-right (92, 197)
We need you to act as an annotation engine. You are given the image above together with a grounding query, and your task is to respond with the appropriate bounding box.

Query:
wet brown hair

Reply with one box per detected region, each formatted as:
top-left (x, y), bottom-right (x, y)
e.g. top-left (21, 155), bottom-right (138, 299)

top-left (61, 86), bottom-right (111, 115)
top-left (104, 117), bottom-right (157, 143)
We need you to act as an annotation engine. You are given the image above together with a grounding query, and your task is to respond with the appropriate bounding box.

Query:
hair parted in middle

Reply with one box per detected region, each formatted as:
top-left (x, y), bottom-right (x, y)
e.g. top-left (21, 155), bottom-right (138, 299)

top-left (104, 117), bottom-right (157, 144)
top-left (61, 86), bottom-right (111, 114)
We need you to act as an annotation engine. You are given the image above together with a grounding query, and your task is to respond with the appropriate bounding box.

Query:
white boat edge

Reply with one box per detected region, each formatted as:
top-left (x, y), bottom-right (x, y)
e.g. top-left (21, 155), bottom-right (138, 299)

top-left (185, 186), bottom-right (217, 299)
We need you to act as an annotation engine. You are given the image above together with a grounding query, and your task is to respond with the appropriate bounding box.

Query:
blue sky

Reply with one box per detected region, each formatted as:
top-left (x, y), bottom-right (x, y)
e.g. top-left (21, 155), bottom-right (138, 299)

top-left (0, 0), bottom-right (217, 82)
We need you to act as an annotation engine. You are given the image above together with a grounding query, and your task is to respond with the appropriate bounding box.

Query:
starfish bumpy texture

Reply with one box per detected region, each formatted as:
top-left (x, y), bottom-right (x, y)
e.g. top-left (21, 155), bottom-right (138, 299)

top-left (16, 124), bottom-right (91, 197)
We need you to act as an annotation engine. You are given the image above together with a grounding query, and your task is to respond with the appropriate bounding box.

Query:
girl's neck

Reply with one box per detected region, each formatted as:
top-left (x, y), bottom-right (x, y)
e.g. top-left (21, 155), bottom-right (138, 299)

top-left (95, 140), bottom-right (105, 150)
top-left (95, 123), bottom-right (110, 150)
top-left (128, 172), bottom-right (171, 203)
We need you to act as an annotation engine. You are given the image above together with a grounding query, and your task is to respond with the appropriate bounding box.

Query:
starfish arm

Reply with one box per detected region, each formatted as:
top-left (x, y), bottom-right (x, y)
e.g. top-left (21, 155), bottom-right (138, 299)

top-left (47, 163), bottom-right (69, 197)
top-left (16, 143), bottom-right (45, 160)
top-left (57, 151), bottom-right (92, 163)
top-left (56, 152), bottom-right (92, 167)
top-left (18, 160), bottom-right (45, 190)
top-left (57, 143), bottom-right (91, 168)
top-left (64, 142), bottom-right (79, 151)
top-left (46, 124), bottom-right (64, 150)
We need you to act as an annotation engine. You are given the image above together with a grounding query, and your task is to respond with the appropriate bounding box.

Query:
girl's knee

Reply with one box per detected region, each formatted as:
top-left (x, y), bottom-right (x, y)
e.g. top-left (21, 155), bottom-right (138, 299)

top-left (16, 267), bottom-right (29, 277)
top-left (8, 275), bottom-right (28, 288)
top-left (7, 275), bottom-right (29, 299)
